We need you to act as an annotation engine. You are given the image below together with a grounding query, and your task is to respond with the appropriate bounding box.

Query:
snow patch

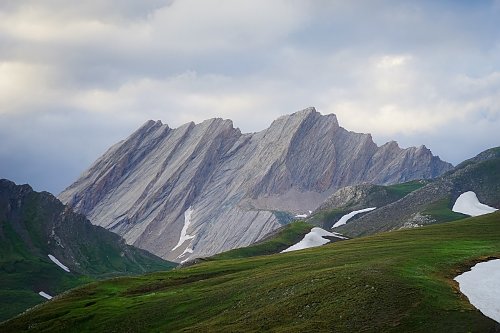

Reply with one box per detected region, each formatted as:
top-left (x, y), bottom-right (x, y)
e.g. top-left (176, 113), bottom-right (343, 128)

top-left (281, 227), bottom-right (347, 253)
top-left (294, 210), bottom-right (313, 219)
top-left (172, 207), bottom-right (196, 252)
top-left (48, 254), bottom-right (70, 272)
top-left (455, 259), bottom-right (500, 323)
top-left (176, 247), bottom-right (194, 260)
top-left (180, 256), bottom-right (193, 264)
top-left (332, 207), bottom-right (377, 228)
top-left (452, 191), bottom-right (497, 217)
top-left (38, 291), bottom-right (53, 300)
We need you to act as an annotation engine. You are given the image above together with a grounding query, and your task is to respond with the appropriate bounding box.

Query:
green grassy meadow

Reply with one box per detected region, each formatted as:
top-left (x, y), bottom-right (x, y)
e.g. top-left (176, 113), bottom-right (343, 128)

top-left (2, 212), bottom-right (500, 332)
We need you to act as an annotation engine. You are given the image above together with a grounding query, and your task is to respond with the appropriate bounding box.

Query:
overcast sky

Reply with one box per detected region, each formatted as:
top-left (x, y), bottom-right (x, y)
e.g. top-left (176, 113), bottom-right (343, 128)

top-left (1, 0), bottom-right (499, 194)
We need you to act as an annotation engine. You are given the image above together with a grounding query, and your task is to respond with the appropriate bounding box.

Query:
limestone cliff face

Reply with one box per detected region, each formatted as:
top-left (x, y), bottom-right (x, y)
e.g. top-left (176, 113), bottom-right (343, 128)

top-left (59, 108), bottom-right (452, 261)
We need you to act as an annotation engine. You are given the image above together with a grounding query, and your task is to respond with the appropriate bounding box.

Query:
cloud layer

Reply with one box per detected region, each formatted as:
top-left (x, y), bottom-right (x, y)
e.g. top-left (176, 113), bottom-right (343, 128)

top-left (1, 1), bottom-right (499, 193)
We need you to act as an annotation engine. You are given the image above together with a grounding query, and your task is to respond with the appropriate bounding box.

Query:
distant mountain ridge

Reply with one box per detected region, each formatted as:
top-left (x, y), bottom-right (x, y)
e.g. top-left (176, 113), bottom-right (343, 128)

top-left (59, 107), bottom-right (452, 262)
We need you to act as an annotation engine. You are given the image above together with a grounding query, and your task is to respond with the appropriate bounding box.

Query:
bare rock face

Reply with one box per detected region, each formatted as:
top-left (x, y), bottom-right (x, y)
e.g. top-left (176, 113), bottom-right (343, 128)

top-left (332, 147), bottom-right (500, 237)
top-left (59, 108), bottom-right (452, 261)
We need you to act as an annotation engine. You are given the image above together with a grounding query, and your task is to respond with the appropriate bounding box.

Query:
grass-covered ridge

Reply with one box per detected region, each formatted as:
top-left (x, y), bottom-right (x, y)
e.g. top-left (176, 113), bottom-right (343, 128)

top-left (2, 212), bottom-right (500, 332)
top-left (422, 197), bottom-right (468, 223)
top-left (210, 221), bottom-right (312, 260)
top-left (385, 180), bottom-right (427, 198)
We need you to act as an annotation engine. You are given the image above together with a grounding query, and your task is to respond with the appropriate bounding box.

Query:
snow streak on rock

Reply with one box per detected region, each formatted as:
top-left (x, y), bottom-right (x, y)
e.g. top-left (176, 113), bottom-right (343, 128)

top-left (172, 207), bottom-right (195, 252)
top-left (332, 207), bottom-right (377, 228)
top-left (48, 254), bottom-right (70, 272)
top-left (38, 291), bottom-right (53, 300)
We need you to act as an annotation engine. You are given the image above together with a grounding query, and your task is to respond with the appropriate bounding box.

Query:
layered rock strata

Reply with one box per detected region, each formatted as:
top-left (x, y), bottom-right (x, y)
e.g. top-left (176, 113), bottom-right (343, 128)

top-left (60, 108), bottom-right (452, 261)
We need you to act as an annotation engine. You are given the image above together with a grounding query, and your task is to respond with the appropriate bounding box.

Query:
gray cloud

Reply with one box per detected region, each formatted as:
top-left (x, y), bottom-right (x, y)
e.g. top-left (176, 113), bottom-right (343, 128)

top-left (1, 0), bottom-right (499, 193)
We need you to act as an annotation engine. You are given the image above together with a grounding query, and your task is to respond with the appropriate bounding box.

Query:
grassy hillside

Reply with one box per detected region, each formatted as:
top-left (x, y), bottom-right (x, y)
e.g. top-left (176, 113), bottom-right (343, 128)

top-left (385, 180), bottom-right (428, 198)
top-left (3, 212), bottom-right (499, 332)
top-left (210, 221), bottom-right (312, 260)
top-left (0, 179), bottom-right (175, 322)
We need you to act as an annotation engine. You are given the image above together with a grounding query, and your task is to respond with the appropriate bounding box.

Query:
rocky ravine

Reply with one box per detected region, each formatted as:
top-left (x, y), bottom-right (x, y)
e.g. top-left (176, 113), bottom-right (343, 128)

top-left (59, 108), bottom-right (452, 262)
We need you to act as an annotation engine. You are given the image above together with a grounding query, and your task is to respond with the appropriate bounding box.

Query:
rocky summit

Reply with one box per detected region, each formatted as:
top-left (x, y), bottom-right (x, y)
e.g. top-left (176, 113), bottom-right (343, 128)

top-left (59, 108), bottom-right (453, 262)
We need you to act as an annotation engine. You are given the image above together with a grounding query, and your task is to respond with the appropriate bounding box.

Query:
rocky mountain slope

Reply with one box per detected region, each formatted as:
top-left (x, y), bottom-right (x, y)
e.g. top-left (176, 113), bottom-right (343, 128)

top-left (317, 147), bottom-right (500, 236)
top-left (59, 108), bottom-right (452, 262)
top-left (0, 179), bottom-right (174, 321)
top-left (307, 180), bottom-right (429, 229)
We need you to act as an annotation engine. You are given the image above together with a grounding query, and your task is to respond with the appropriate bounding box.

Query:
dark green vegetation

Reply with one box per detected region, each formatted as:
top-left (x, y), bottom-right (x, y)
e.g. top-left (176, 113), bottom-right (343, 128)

top-left (385, 180), bottom-right (427, 198)
top-left (307, 207), bottom-right (346, 228)
top-left (272, 210), bottom-right (295, 225)
top-left (421, 197), bottom-right (468, 223)
top-left (210, 221), bottom-right (312, 260)
top-left (0, 179), bottom-right (174, 322)
top-left (2, 211), bottom-right (499, 332)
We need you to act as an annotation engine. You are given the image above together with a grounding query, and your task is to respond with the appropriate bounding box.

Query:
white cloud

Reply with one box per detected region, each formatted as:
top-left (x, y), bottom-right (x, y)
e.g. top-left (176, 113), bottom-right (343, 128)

top-left (376, 55), bottom-right (412, 69)
top-left (149, 0), bottom-right (309, 52)
top-left (1, 1), bottom-right (500, 192)
top-left (0, 61), bottom-right (62, 113)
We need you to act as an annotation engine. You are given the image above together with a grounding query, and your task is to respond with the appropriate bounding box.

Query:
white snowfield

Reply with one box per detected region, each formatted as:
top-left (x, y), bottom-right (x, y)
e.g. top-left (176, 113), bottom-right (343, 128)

top-left (38, 291), bottom-right (53, 300)
top-left (48, 254), bottom-right (70, 273)
top-left (454, 259), bottom-right (500, 323)
top-left (295, 211), bottom-right (312, 219)
top-left (452, 191), bottom-right (497, 217)
top-left (332, 207), bottom-right (377, 228)
top-left (172, 207), bottom-right (196, 252)
top-left (281, 227), bottom-right (347, 253)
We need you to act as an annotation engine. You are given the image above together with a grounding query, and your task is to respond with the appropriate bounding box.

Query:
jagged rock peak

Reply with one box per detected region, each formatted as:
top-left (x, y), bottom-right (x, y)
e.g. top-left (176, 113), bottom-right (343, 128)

top-left (139, 117), bottom-right (238, 136)
top-left (273, 107), bottom-right (339, 129)
top-left (382, 140), bottom-right (400, 149)
top-left (135, 119), bottom-right (165, 132)
top-left (59, 107), bottom-right (453, 262)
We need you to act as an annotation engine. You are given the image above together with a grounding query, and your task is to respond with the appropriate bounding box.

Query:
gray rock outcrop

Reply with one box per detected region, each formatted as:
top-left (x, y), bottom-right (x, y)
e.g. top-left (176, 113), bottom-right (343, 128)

top-left (59, 107), bottom-right (453, 261)
top-left (333, 147), bottom-right (500, 237)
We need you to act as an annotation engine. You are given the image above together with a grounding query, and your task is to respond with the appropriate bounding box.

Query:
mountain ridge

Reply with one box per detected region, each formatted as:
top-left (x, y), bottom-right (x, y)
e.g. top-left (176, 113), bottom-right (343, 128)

top-left (316, 147), bottom-right (500, 236)
top-left (0, 179), bottom-right (174, 322)
top-left (59, 107), bottom-right (453, 262)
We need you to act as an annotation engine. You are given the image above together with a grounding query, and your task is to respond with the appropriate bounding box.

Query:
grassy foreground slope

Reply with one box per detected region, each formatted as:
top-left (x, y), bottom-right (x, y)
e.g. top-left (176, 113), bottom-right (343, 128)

top-left (2, 212), bottom-right (500, 332)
